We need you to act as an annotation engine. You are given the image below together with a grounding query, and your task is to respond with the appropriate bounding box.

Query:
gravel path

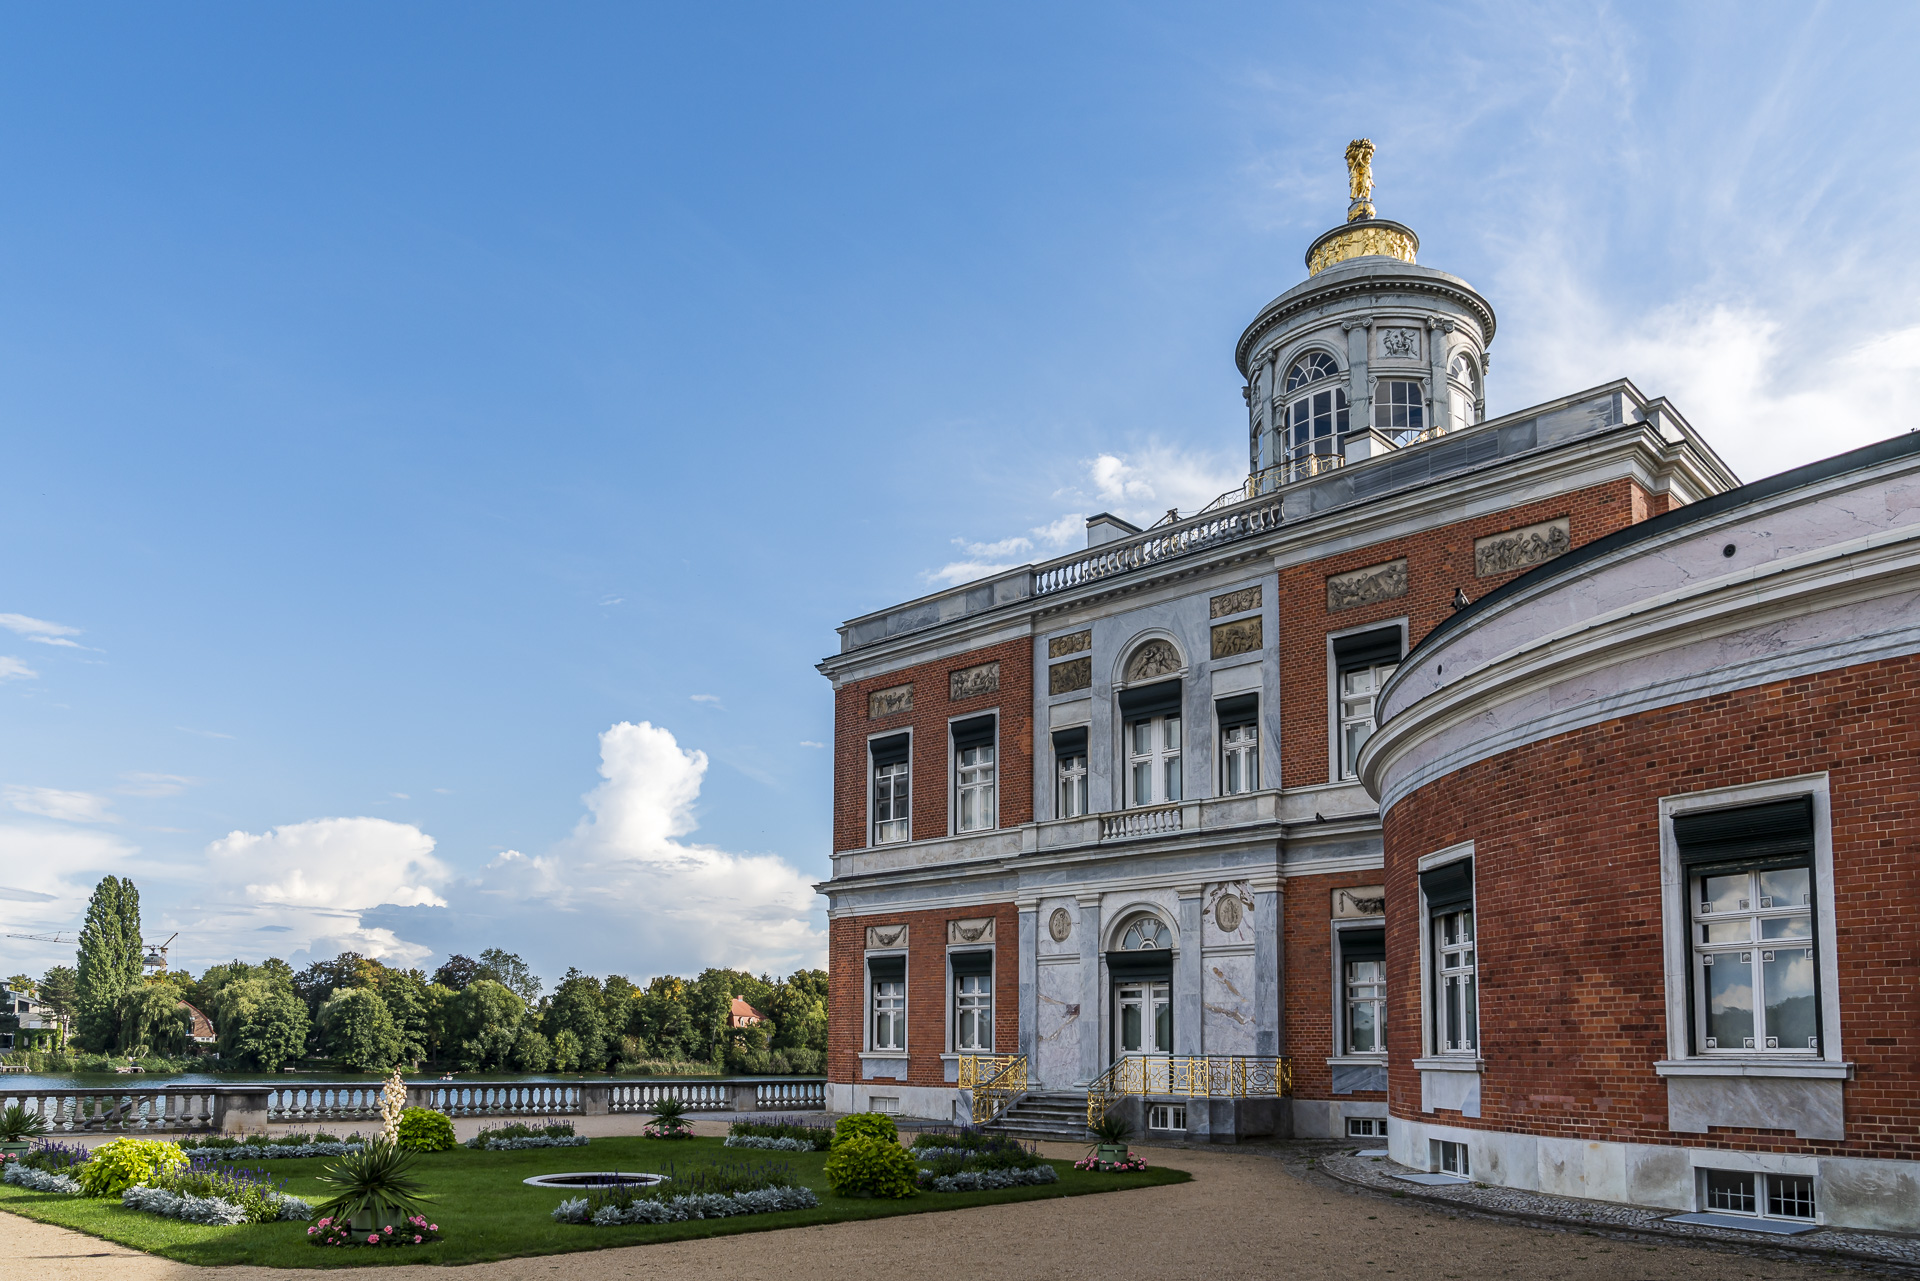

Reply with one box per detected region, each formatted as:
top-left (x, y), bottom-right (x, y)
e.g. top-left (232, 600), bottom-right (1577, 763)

top-left (2, 1135), bottom-right (1882, 1281)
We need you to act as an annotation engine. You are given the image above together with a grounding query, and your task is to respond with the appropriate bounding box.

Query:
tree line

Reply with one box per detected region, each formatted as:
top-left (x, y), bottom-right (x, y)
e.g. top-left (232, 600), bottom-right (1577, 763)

top-left (9, 875), bottom-right (825, 1076)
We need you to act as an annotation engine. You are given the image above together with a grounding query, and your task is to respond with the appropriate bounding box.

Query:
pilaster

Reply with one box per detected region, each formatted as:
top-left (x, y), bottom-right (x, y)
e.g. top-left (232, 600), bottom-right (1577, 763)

top-left (1252, 874), bottom-right (1282, 1057)
top-left (1017, 901), bottom-right (1039, 1064)
top-left (1077, 893), bottom-right (1103, 1085)
top-left (1176, 885), bottom-right (1205, 1054)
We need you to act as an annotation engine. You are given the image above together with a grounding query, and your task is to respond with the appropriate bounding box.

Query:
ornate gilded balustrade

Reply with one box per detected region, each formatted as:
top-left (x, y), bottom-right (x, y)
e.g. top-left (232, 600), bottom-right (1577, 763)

top-left (958, 1054), bottom-right (1028, 1125)
top-left (1086, 1055), bottom-right (1293, 1126)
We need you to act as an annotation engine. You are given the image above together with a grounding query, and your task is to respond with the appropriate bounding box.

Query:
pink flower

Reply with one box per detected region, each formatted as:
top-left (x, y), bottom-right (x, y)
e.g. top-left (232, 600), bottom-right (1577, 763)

top-left (413, 1236), bottom-right (422, 1243)
top-left (368, 1234), bottom-right (380, 1244)
top-left (384, 1225), bottom-right (394, 1233)
top-left (429, 1224), bottom-right (437, 1231)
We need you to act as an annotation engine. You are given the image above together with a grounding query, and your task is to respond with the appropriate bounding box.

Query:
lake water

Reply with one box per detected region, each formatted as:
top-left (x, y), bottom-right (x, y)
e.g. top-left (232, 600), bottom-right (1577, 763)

top-left (0, 1070), bottom-right (809, 1093)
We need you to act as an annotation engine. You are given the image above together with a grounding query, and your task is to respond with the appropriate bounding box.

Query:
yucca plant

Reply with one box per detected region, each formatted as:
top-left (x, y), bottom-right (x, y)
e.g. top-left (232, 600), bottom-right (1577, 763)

top-left (644, 1096), bottom-right (694, 1139)
top-left (314, 1141), bottom-right (432, 1232)
top-left (0, 1104), bottom-right (49, 1143)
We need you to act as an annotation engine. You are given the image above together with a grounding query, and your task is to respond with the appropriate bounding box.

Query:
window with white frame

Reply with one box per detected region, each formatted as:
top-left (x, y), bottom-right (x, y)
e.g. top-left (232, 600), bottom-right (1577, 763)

top-left (1340, 928), bottom-right (1386, 1054)
top-left (1702, 1168), bottom-right (1816, 1221)
top-left (1431, 1139), bottom-right (1470, 1177)
top-left (869, 957), bottom-right (906, 1052)
top-left (952, 953), bottom-right (993, 1052)
top-left (1676, 797), bottom-right (1822, 1054)
top-left (1333, 627), bottom-right (1402, 782)
top-left (951, 716), bottom-right (997, 832)
top-left (1127, 713), bottom-right (1182, 806)
top-left (1053, 728), bottom-right (1088, 818)
top-left (1448, 351), bottom-right (1479, 430)
top-left (1284, 352), bottom-right (1348, 465)
top-left (1217, 694), bottom-right (1258, 795)
top-left (1345, 1116), bottom-right (1388, 1138)
top-left (1421, 859), bottom-right (1476, 1055)
top-left (870, 734), bottom-right (910, 845)
top-left (1373, 378), bottom-right (1426, 442)
top-left (1148, 1103), bottom-right (1186, 1130)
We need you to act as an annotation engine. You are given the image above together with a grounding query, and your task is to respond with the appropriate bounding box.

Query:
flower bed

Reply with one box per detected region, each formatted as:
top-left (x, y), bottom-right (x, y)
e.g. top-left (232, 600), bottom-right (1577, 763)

top-left (552, 1186), bottom-right (818, 1225)
top-left (122, 1181), bottom-right (312, 1226)
top-left (922, 1166), bottom-right (1059, 1193)
top-left (1073, 1153), bottom-right (1150, 1172)
top-left (722, 1135), bottom-right (813, 1152)
top-left (179, 1133), bottom-right (367, 1161)
top-left (309, 1212), bottom-right (442, 1248)
top-left (913, 1133), bottom-right (1056, 1193)
top-left (3, 1164), bottom-right (80, 1195)
top-left (468, 1122), bottom-right (588, 1152)
top-left (726, 1117), bottom-right (833, 1152)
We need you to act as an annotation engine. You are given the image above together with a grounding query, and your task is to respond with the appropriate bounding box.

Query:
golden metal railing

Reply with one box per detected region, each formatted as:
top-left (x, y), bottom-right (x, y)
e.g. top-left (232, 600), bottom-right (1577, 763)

top-left (1086, 1055), bottom-right (1293, 1126)
top-left (959, 1054), bottom-right (1028, 1125)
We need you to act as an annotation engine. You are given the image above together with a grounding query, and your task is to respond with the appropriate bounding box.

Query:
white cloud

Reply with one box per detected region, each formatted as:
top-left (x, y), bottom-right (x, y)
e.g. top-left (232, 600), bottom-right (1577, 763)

top-left (390, 792), bottom-right (410, 800)
top-left (0, 614), bottom-right (81, 648)
top-left (484, 721), bottom-right (824, 975)
top-left (924, 558), bottom-right (1023, 587)
top-left (954, 535), bottom-right (1033, 559)
top-left (116, 773), bottom-right (196, 798)
top-left (1031, 514), bottom-right (1084, 548)
top-left (799, 740), bottom-right (825, 749)
top-left (0, 657), bottom-right (37, 681)
top-left (5, 785), bottom-right (117, 823)
top-left (689, 694), bottom-right (723, 706)
top-left (0, 824), bottom-right (140, 965)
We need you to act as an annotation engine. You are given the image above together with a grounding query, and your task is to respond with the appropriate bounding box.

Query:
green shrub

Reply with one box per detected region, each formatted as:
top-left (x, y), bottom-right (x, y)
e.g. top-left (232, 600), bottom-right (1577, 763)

top-left (823, 1134), bottom-right (917, 1199)
top-left (315, 1141), bottom-right (432, 1228)
top-left (393, 1107), bottom-right (455, 1152)
top-left (729, 1119), bottom-right (833, 1150)
top-left (831, 1112), bottom-right (898, 1148)
top-left (75, 1138), bottom-right (187, 1197)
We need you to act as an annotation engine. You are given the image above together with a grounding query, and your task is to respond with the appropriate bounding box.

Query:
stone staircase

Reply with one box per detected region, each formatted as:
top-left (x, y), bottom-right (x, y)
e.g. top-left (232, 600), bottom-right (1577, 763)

top-left (979, 1091), bottom-right (1091, 1143)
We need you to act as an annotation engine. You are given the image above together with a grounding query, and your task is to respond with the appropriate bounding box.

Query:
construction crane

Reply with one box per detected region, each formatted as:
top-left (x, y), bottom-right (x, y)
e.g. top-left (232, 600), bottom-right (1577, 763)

top-left (4, 932), bottom-right (74, 945)
top-left (143, 933), bottom-right (179, 972)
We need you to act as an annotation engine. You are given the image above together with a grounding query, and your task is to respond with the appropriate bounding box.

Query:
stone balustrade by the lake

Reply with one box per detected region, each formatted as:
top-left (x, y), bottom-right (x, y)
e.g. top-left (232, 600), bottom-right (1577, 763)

top-left (0, 1077), bottom-right (826, 1135)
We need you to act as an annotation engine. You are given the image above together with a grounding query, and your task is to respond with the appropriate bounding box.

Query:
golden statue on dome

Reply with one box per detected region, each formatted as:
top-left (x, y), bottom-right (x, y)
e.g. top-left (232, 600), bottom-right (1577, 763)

top-left (1345, 138), bottom-right (1375, 222)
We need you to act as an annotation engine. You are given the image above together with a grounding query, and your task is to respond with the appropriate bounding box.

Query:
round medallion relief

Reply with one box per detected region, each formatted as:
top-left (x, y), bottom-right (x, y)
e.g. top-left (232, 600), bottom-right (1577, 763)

top-left (1047, 908), bottom-right (1073, 943)
top-left (1215, 896), bottom-right (1244, 934)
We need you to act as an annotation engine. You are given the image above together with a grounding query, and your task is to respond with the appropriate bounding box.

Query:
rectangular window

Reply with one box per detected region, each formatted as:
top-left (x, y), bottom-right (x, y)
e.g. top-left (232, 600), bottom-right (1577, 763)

top-left (1053, 727), bottom-right (1088, 818)
top-left (1341, 928), bottom-right (1387, 1055)
top-left (1373, 379), bottom-right (1426, 438)
top-left (1345, 1116), bottom-right (1388, 1138)
top-left (1333, 627), bottom-right (1403, 782)
top-left (1676, 797), bottom-right (1820, 1055)
top-left (1421, 859), bottom-right (1476, 1055)
top-left (952, 716), bottom-right (997, 832)
top-left (870, 734), bottom-right (910, 845)
top-left (951, 951), bottom-right (993, 1052)
top-left (869, 955), bottom-right (906, 1052)
top-left (1702, 1169), bottom-right (1816, 1221)
top-left (1147, 1103), bottom-right (1186, 1131)
top-left (1431, 1139), bottom-right (1470, 1177)
top-left (1217, 693), bottom-right (1258, 795)
top-left (1127, 714), bottom-right (1182, 807)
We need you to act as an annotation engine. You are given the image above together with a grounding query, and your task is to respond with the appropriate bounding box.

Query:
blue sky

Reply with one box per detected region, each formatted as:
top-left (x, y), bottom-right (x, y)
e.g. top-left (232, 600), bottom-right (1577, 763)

top-left (4, 3), bottom-right (1916, 988)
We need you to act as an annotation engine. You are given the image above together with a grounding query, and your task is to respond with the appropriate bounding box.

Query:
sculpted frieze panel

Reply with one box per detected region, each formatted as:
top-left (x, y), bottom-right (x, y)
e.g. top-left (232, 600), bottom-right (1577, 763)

top-left (1210, 616), bottom-right (1262, 660)
top-left (1047, 908), bottom-right (1073, 942)
top-left (1048, 630), bottom-right (1091, 658)
top-left (1474, 516), bottom-right (1571, 578)
top-left (868, 684), bottom-right (912, 719)
top-left (948, 917), bottom-right (995, 945)
top-left (949, 662), bottom-right (1000, 700)
top-left (1209, 585), bottom-right (1262, 619)
top-left (1125, 640), bottom-right (1183, 682)
top-left (1379, 328), bottom-right (1420, 359)
top-left (865, 923), bottom-right (908, 949)
top-left (1049, 656), bottom-right (1092, 695)
top-left (1327, 559), bottom-right (1408, 612)
top-left (1333, 885), bottom-right (1386, 919)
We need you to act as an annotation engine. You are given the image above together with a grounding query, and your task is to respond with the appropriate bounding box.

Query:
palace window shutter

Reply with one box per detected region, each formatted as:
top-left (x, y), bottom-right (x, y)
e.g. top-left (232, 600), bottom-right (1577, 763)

top-left (1674, 797), bottom-right (1814, 869)
top-left (1051, 726), bottom-right (1088, 756)
top-left (949, 951), bottom-right (993, 978)
top-left (1340, 927), bottom-right (1386, 963)
top-left (1420, 860), bottom-right (1474, 913)
top-left (867, 955), bottom-right (906, 984)
top-left (1215, 693), bottom-right (1258, 726)
top-left (1333, 626), bottom-right (1403, 672)
top-left (870, 734), bottom-right (910, 767)
top-left (1118, 680), bottom-right (1182, 720)
top-left (951, 715), bottom-right (996, 751)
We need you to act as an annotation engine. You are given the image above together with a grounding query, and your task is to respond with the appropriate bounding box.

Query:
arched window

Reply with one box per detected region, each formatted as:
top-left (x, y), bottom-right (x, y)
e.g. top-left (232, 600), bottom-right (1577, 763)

top-left (1448, 352), bottom-right (1479, 431)
top-left (1283, 352), bottom-right (1348, 465)
top-left (1118, 914), bottom-right (1172, 950)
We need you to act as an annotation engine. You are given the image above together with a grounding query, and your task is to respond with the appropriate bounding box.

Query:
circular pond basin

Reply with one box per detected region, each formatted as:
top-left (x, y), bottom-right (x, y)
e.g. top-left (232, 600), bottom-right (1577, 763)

top-left (522, 1171), bottom-right (669, 1189)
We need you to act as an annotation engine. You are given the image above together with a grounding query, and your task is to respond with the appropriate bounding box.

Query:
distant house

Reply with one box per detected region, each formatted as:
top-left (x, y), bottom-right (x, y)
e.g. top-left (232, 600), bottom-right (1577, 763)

top-left (178, 1000), bottom-right (217, 1047)
top-left (728, 997), bottom-right (765, 1029)
top-left (0, 983), bottom-right (59, 1051)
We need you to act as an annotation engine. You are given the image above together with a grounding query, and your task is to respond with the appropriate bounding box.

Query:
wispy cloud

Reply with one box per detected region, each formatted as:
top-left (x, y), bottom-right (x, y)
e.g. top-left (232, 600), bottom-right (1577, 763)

top-left (5, 786), bottom-right (117, 823)
top-left (0, 658), bottom-right (37, 681)
top-left (798, 740), bottom-right (825, 749)
top-left (689, 693), bottom-right (723, 708)
top-left (116, 773), bottom-right (197, 798)
top-left (0, 614), bottom-right (82, 648)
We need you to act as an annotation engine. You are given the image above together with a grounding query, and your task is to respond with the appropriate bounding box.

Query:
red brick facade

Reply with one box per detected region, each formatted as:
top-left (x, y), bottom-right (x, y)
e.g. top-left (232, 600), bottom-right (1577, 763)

top-left (827, 902), bottom-right (1022, 1088)
top-left (1382, 653), bottom-right (1920, 1161)
top-left (1284, 869), bottom-right (1391, 1102)
top-left (1278, 477), bottom-right (1661, 789)
top-left (832, 638), bottom-right (1035, 853)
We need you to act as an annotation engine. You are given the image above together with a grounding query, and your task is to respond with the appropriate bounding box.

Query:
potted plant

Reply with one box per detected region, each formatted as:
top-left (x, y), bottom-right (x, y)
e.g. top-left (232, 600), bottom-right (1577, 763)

top-left (643, 1096), bottom-right (695, 1140)
top-left (315, 1141), bottom-right (433, 1234)
top-left (0, 1104), bottom-right (48, 1160)
top-left (1088, 1113), bottom-right (1132, 1166)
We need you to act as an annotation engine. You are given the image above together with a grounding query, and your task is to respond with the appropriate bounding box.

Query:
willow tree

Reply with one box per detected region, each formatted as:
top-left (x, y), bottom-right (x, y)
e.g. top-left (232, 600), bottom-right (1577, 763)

top-left (75, 876), bottom-right (144, 1051)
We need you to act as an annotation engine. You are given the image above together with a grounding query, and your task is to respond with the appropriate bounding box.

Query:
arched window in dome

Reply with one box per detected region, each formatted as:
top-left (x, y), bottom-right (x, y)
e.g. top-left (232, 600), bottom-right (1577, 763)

top-left (1283, 352), bottom-right (1348, 469)
top-left (1118, 914), bottom-right (1172, 951)
top-left (1448, 351), bottom-right (1480, 431)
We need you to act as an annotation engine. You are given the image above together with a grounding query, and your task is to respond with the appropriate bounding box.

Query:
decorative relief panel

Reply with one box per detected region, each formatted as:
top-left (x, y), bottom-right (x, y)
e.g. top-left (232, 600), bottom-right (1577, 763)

top-left (865, 923), bottom-right (908, 949)
top-left (1048, 630), bottom-right (1092, 658)
top-left (1206, 881), bottom-right (1253, 935)
top-left (1047, 907), bottom-right (1073, 943)
top-left (1124, 640), bottom-right (1183, 682)
top-left (948, 917), bottom-right (995, 945)
top-left (949, 662), bottom-right (1000, 700)
top-left (1327, 559), bottom-right (1408, 612)
top-left (1049, 656), bottom-right (1092, 695)
top-left (1210, 617), bottom-right (1262, 660)
top-left (868, 684), bottom-right (912, 719)
top-left (1209, 585), bottom-right (1262, 619)
top-left (1474, 516), bottom-right (1571, 578)
top-left (1333, 885), bottom-right (1386, 919)
top-left (1379, 328), bottom-right (1420, 359)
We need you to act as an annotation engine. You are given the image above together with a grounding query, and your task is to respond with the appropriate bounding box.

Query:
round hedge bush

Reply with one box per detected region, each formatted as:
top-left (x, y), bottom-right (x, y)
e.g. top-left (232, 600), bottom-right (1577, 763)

top-left (831, 1112), bottom-right (898, 1148)
top-left (394, 1107), bottom-right (456, 1152)
top-left (76, 1137), bottom-right (187, 1197)
top-left (823, 1133), bottom-right (917, 1199)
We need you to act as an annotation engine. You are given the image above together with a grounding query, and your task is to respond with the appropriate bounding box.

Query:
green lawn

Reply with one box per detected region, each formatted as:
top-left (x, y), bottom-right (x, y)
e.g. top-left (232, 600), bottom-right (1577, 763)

top-left (0, 1137), bottom-right (1189, 1267)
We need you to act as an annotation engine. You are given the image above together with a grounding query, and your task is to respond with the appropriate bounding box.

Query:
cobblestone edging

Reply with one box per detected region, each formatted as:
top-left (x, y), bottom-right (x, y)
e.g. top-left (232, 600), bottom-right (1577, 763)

top-left (1311, 1151), bottom-right (1920, 1274)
